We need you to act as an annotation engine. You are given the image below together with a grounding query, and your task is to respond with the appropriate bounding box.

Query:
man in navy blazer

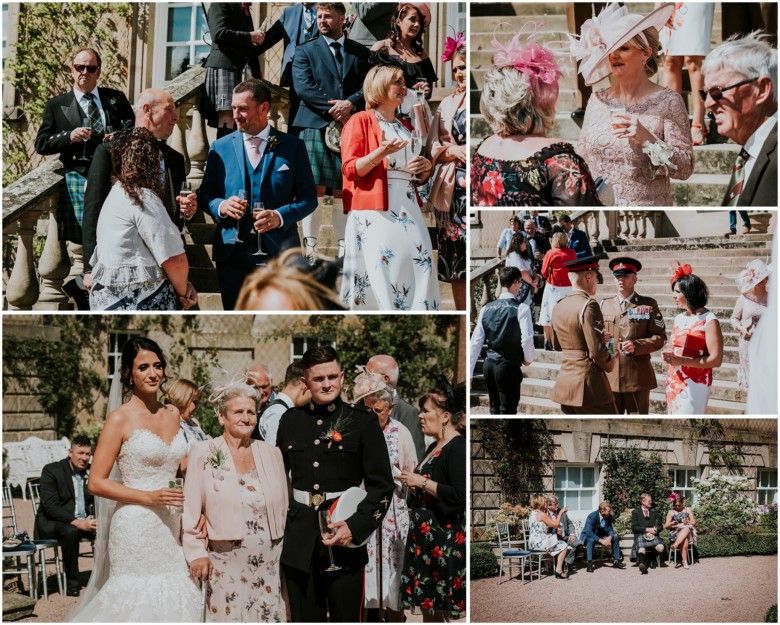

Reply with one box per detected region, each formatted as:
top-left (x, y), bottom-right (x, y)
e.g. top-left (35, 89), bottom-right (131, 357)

top-left (198, 79), bottom-right (317, 310)
top-left (559, 214), bottom-right (593, 258)
top-left (579, 501), bottom-right (625, 572)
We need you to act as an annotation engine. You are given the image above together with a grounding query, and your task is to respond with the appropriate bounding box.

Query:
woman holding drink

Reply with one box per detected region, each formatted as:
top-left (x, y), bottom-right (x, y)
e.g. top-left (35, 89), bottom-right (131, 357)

top-left (183, 382), bottom-right (288, 622)
top-left (573, 3), bottom-right (694, 205)
top-left (664, 493), bottom-right (696, 569)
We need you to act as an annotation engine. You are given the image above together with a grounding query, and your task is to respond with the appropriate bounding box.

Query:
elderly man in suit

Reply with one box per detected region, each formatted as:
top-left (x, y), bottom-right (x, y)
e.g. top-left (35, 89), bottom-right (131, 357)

top-left (600, 257), bottom-right (666, 414)
top-left (702, 32), bottom-right (777, 207)
top-left (631, 493), bottom-right (666, 574)
top-left (198, 79), bottom-right (317, 310)
top-left (547, 496), bottom-right (584, 572)
top-left (256, 3), bottom-right (319, 133)
top-left (580, 501), bottom-right (624, 572)
top-left (34, 436), bottom-right (96, 596)
top-left (291, 2), bottom-right (371, 256)
top-left (551, 255), bottom-right (617, 414)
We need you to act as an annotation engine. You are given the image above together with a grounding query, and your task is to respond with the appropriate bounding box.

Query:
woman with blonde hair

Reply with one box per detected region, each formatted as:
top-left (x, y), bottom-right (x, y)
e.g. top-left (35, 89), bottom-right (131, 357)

top-left (539, 232), bottom-right (578, 350)
top-left (527, 494), bottom-right (571, 579)
top-left (165, 379), bottom-right (209, 473)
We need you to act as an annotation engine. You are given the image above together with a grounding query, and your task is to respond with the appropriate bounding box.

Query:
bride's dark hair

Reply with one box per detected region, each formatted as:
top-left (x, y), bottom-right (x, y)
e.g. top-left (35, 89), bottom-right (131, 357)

top-left (120, 337), bottom-right (168, 396)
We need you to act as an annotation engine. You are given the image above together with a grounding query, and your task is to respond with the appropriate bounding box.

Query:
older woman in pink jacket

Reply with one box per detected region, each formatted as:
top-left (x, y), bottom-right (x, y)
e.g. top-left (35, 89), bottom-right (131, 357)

top-left (183, 383), bottom-right (288, 622)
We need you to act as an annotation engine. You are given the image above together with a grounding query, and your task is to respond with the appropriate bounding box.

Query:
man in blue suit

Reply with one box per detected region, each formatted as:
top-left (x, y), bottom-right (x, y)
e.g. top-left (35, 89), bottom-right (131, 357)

top-left (580, 501), bottom-right (625, 572)
top-left (198, 79), bottom-right (317, 310)
top-left (559, 214), bottom-right (593, 258)
top-left (291, 2), bottom-right (371, 254)
top-left (256, 3), bottom-right (318, 133)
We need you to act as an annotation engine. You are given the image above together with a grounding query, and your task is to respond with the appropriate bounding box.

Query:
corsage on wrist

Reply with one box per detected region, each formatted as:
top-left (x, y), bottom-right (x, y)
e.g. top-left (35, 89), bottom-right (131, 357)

top-left (642, 140), bottom-right (678, 180)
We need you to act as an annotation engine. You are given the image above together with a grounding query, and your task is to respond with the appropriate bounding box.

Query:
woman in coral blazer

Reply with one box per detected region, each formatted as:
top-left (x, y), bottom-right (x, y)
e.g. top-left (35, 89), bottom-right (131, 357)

top-left (339, 64), bottom-right (441, 311)
top-left (183, 383), bottom-right (288, 622)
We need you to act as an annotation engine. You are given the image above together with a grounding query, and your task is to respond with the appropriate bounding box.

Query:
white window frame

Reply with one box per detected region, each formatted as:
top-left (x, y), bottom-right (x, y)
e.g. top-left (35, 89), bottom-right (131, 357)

top-left (757, 469), bottom-right (778, 506)
top-left (669, 467), bottom-right (699, 505)
top-left (289, 336), bottom-right (335, 363)
top-left (152, 2), bottom-right (209, 87)
top-left (107, 332), bottom-right (140, 384)
top-left (555, 465), bottom-right (599, 522)
top-left (442, 2), bottom-right (467, 88)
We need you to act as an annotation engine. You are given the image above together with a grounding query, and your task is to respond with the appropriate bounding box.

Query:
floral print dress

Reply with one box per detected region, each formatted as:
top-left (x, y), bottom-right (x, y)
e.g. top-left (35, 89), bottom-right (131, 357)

top-left (340, 115), bottom-right (441, 311)
top-left (207, 469), bottom-right (285, 623)
top-left (401, 448), bottom-right (466, 620)
top-left (470, 142), bottom-right (603, 207)
top-left (436, 108), bottom-right (466, 283)
top-left (665, 311), bottom-right (718, 414)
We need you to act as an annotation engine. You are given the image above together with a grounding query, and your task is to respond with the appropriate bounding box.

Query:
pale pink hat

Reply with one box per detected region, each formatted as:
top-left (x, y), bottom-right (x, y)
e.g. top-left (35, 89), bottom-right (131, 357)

top-left (736, 259), bottom-right (771, 293)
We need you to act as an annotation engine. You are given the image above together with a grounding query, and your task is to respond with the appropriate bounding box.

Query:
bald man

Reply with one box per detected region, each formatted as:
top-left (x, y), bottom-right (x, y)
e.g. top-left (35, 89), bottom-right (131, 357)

top-left (247, 362), bottom-right (275, 415)
top-left (366, 354), bottom-right (426, 459)
top-left (82, 88), bottom-right (197, 296)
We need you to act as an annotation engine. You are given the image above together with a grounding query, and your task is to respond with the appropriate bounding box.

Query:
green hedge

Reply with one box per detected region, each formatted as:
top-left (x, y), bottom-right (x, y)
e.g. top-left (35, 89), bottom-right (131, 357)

top-left (766, 605), bottom-right (777, 622)
top-left (696, 533), bottom-right (777, 557)
top-left (471, 542), bottom-right (499, 579)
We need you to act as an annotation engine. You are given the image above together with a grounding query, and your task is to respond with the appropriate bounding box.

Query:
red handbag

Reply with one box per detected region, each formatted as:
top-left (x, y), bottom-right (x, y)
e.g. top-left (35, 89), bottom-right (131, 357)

top-left (682, 333), bottom-right (708, 359)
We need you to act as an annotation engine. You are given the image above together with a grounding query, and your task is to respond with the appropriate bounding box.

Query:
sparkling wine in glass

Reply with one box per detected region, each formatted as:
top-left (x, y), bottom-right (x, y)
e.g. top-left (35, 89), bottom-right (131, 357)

top-left (252, 201), bottom-right (268, 256)
top-left (179, 181), bottom-right (194, 236)
top-left (168, 477), bottom-right (183, 514)
top-left (409, 129), bottom-right (423, 182)
top-left (80, 121), bottom-right (92, 160)
top-left (232, 190), bottom-right (247, 243)
top-left (318, 509), bottom-right (342, 572)
top-left (415, 77), bottom-right (428, 103)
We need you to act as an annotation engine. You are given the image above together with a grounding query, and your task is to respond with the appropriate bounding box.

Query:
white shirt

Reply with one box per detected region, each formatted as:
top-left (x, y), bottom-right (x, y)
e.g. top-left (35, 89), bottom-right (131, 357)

top-left (743, 113), bottom-right (778, 184)
top-left (322, 34), bottom-right (347, 62)
top-left (469, 293), bottom-right (536, 378)
top-left (259, 392), bottom-right (294, 445)
top-left (73, 86), bottom-right (107, 128)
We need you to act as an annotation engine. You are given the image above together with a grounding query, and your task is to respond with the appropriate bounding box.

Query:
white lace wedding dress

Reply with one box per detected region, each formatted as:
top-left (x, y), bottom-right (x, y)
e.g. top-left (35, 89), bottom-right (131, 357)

top-left (70, 429), bottom-right (201, 622)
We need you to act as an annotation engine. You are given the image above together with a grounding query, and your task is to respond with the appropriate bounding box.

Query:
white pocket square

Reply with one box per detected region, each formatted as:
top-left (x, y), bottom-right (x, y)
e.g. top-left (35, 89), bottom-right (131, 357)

top-left (276, 164), bottom-right (290, 172)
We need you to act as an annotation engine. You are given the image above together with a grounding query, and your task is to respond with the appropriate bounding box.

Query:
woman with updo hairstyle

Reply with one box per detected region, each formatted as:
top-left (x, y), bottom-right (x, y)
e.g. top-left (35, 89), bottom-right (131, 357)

top-left (165, 379), bottom-right (210, 474)
top-left (663, 263), bottom-right (723, 414)
top-left (572, 3), bottom-right (694, 206)
top-left (471, 26), bottom-right (602, 207)
top-left (400, 376), bottom-right (466, 621)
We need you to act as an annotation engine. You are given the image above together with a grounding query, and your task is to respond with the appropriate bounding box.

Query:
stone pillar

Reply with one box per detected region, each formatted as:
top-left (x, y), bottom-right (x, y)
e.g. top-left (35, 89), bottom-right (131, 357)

top-left (619, 211), bottom-right (630, 238)
top-left (629, 210), bottom-right (639, 239)
top-left (6, 213), bottom-right (40, 310)
top-left (170, 105), bottom-right (191, 177)
top-left (187, 104), bottom-right (209, 184)
top-left (637, 211), bottom-right (648, 239)
top-left (37, 208), bottom-right (71, 308)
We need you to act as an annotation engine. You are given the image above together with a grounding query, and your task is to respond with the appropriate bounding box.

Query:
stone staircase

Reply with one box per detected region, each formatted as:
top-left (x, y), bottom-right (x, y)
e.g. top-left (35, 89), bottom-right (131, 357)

top-left (469, 2), bottom-right (737, 206)
top-left (471, 231), bottom-right (775, 414)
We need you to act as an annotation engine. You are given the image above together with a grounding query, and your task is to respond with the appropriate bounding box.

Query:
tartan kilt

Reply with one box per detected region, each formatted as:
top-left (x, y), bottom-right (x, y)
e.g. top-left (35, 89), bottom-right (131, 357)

top-left (202, 67), bottom-right (243, 127)
top-left (300, 127), bottom-right (342, 189)
top-left (635, 533), bottom-right (664, 549)
top-left (58, 170), bottom-right (87, 243)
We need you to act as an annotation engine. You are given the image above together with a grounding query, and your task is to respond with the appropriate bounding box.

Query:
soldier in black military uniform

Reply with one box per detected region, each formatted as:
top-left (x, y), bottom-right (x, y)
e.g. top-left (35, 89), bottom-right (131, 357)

top-left (276, 346), bottom-right (394, 622)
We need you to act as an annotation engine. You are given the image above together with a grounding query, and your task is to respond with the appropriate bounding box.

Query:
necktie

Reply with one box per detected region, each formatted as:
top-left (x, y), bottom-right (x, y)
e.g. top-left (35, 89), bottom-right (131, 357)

top-left (303, 8), bottom-right (315, 39)
top-left (247, 136), bottom-right (263, 169)
top-left (331, 41), bottom-right (344, 67)
top-left (725, 148), bottom-right (750, 206)
top-left (644, 509), bottom-right (649, 520)
top-left (621, 299), bottom-right (628, 312)
top-left (83, 93), bottom-right (104, 135)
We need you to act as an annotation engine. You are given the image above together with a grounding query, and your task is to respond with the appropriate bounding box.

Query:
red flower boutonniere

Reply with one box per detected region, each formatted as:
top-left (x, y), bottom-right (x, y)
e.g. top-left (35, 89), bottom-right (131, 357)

top-left (320, 414), bottom-right (351, 448)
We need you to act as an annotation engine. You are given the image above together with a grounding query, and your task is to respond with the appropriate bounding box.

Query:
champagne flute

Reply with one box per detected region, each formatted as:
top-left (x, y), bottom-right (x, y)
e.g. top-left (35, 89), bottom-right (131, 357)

top-left (232, 190), bottom-right (247, 243)
top-left (610, 106), bottom-right (634, 172)
top-left (415, 77), bottom-right (428, 103)
top-left (318, 509), bottom-right (342, 572)
top-left (168, 478), bottom-right (183, 514)
top-left (409, 129), bottom-right (422, 182)
top-left (179, 181), bottom-right (194, 236)
top-left (80, 119), bottom-right (92, 160)
top-left (252, 201), bottom-right (268, 256)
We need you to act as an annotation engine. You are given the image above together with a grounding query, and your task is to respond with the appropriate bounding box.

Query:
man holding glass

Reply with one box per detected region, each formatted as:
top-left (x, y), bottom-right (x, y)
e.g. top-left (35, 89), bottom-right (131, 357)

top-left (34, 48), bottom-right (134, 306)
top-left (276, 346), bottom-right (393, 622)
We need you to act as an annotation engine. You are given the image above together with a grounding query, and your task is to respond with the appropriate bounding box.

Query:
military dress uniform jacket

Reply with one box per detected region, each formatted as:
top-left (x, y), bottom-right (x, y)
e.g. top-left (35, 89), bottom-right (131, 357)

top-left (550, 289), bottom-right (613, 406)
top-left (276, 398), bottom-right (394, 572)
top-left (600, 293), bottom-right (666, 392)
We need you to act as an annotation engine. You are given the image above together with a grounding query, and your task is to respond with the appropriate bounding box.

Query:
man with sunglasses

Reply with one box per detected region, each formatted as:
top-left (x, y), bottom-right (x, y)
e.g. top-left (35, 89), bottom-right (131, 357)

top-left (34, 48), bottom-right (134, 306)
top-left (550, 254), bottom-right (618, 414)
top-left (701, 33), bottom-right (777, 208)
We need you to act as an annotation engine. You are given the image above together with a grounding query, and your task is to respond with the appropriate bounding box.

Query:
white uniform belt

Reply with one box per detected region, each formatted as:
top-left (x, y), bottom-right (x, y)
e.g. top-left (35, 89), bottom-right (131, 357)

top-left (292, 488), bottom-right (345, 507)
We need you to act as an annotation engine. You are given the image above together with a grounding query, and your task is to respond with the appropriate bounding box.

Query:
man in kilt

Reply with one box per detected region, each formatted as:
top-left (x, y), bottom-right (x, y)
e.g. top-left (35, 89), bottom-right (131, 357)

top-left (631, 493), bottom-right (666, 574)
top-left (291, 2), bottom-right (371, 255)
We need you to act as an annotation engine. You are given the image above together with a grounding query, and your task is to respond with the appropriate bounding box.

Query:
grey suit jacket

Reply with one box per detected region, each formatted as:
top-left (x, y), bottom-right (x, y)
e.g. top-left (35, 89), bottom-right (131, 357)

top-left (392, 394), bottom-right (425, 461)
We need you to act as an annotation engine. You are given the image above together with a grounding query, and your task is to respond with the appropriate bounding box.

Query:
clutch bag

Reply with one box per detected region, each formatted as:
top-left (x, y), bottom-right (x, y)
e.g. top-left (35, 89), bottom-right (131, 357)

top-left (682, 333), bottom-right (708, 359)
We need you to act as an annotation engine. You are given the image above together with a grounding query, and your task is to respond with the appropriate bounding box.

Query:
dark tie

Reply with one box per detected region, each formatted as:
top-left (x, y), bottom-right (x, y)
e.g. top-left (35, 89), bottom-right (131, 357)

top-left (644, 509), bottom-right (649, 519)
top-left (83, 93), bottom-right (104, 135)
top-left (331, 41), bottom-right (344, 67)
top-left (725, 148), bottom-right (750, 206)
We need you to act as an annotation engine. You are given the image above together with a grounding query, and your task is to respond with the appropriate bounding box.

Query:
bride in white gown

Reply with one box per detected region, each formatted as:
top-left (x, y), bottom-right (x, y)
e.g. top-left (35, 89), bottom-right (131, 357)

top-left (69, 337), bottom-right (200, 622)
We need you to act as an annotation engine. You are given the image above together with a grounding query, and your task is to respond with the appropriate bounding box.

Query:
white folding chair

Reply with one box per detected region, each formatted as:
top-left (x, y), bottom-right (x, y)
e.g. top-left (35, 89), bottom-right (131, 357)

top-left (27, 482), bottom-right (66, 596)
top-left (668, 540), bottom-right (695, 566)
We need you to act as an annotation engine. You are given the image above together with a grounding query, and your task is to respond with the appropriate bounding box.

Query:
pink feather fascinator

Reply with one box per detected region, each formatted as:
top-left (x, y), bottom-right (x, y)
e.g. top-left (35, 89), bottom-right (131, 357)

top-left (441, 32), bottom-right (466, 62)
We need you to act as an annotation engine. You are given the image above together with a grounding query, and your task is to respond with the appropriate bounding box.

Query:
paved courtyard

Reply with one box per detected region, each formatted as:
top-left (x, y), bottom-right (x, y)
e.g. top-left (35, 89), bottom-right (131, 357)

top-left (471, 553), bottom-right (777, 622)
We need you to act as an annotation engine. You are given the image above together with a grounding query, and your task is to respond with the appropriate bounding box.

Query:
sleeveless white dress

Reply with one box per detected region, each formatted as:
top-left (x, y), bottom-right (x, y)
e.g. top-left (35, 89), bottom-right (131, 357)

top-left (70, 429), bottom-right (201, 622)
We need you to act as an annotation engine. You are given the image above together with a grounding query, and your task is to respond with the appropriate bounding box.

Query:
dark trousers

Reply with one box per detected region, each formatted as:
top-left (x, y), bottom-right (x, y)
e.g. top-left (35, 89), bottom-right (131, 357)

top-left (483, 357), bottom-right (522, 415)
top-left (613, 391), bottom-right (650, 414)
top-left (34, 519), bottom-right (92, 590)
top-left (216, 249), bottom-right (268, 310)
top-left (565, 2), bottom-right (608, 108)
top-left (584, 534), bottom-right (621, 561)
top-left (284, 561), bottom-right (365, 622)
top-left (561, 401), bottom-right (617, 414)
top-left (729, 210), bottom-right (751, 232)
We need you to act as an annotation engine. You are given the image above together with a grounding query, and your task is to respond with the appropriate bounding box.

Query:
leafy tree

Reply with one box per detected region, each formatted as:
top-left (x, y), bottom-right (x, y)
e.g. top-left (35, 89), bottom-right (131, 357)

top-left (599, 444), bottom-right (672, 518)
top-left (688, 419), bottom-right (746, 474)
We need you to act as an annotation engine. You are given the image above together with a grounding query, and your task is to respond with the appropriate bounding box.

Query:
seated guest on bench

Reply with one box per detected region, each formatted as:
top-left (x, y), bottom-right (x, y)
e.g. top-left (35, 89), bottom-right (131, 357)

top-left (34, 436), bottom-right (96, 597)
top-left (547, 495), bottom-right (584, 572)
top-left (631, 492), bottom-right (666, 574)
top-left (580, 501), bottom-right (625, 572)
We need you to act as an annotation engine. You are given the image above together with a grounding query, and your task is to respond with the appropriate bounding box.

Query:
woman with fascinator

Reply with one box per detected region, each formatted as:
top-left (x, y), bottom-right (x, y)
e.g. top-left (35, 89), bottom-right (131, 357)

top-left (400, 377), bottom-right (466, 621)
top-left (353, 367), bottom-right (417, 622)
top-left (730, 260), bottom-right (770, 392)
top-left (663, 263), bottom-right (723, 414)
top-left (69, 337), bottom-right (201, 621)
top-left (427, 33), bottom-right (467, 310)
top-left (571, 3), bottom-right (694, 206)
top-left (471, 24), bottom-right (603, 207)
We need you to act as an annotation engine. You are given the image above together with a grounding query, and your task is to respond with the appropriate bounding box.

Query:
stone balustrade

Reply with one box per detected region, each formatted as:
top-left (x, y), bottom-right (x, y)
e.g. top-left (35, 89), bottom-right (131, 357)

top-left (2, 65), bottom-right (289, 310)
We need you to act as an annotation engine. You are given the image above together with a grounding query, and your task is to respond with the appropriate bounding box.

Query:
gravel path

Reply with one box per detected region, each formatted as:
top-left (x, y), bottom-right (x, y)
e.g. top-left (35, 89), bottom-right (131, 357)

top-left (471, 555), bottom-right (777, 622)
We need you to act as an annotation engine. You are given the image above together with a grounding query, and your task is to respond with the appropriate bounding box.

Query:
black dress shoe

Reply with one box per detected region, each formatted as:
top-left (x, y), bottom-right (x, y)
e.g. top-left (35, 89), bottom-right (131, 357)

top-left (66, 588), bottom-right (80, 597)
top-left (613, 559), bottom-right (625, 569)
top-left (63, 278), bottom-right (90, 310)
top-left (544, 340), bottom-right (553, 351)
top-left (586, 561), bottom-right (594, 573)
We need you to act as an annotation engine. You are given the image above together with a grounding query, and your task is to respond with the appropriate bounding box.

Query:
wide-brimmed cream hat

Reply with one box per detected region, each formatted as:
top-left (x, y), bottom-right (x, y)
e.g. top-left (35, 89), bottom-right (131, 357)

top-left (736, 259), bottom-right (771, 294)
top-left (569, 2), bottom-right (676, 86)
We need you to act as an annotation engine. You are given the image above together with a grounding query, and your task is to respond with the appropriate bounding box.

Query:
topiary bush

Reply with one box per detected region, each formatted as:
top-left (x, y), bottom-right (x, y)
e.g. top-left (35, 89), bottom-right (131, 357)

top-left (766, 604), bottom-right (777, 622)
top-left (471, 542), bottom-right (499, 579)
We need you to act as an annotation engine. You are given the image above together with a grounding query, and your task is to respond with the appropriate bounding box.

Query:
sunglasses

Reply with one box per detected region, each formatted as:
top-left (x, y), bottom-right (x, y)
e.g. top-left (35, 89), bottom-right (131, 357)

top-left (73, 64), bottom-right (99, 74)
top-left (699, 78), bottom-right (756, 102)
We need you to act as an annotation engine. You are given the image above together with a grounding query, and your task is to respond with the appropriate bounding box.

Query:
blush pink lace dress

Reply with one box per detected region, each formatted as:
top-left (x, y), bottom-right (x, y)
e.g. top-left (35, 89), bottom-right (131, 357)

top-left (578, 88), bottom-right (694, 206)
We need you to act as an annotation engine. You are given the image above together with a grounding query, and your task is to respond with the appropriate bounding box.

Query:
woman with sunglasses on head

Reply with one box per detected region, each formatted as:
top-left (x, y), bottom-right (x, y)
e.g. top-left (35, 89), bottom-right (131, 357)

top-left (572, 3), bottom-right (694, 206)
top-left (663, 263), bottom-right (724, 414)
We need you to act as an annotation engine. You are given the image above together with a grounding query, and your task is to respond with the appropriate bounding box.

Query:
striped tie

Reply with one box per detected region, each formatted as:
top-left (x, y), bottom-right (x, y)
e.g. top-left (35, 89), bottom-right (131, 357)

top-left (725, 148), bottom-right (750, 207)
top-left (83, 93), bottom-right (104, 135)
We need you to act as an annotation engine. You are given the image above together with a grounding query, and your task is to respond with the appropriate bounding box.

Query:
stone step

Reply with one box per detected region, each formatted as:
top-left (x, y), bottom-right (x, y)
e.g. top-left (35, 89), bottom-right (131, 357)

top-left (597, 282), bottom-right (740, 297)
top-left (604, 232), bottom-right (774, 248)
top-left (522, 339), bottom-right (742, 364)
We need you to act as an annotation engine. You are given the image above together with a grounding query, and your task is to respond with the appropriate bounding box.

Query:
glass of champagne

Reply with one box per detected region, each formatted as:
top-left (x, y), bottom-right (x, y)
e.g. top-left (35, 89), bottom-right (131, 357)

top-left (409, 129), bottom-right (423, 182)
top-left (80, 120), bottom-right (92, 160)
top-left (232, 190), bottom-right (247, 243)
top-left (252, 201), bottom-right (267, 256)
top-left (168, 478), bottom-right (183, 514)
top-left (179, 181), bottom-right (194, 236)
top-left (318, 509), bottom-right (341, 572)
top-left (610, 106), bottom-right (633, 172)
top-left (415, 77), bottom-right (428, 103)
